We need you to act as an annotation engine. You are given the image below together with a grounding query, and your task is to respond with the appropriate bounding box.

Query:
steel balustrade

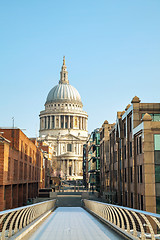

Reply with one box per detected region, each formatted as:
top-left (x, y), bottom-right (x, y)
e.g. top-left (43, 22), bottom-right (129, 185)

top-left (0, 199), bottom-right (56, 240)
top-left (83, 199), bottom-right (160, 240)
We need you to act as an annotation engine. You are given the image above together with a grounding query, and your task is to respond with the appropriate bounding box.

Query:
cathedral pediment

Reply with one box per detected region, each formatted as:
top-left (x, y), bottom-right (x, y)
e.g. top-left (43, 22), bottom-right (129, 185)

top-left (58, 152), bottom-right (79, 158)
top-left (59, 134), bottom-right (81, 141)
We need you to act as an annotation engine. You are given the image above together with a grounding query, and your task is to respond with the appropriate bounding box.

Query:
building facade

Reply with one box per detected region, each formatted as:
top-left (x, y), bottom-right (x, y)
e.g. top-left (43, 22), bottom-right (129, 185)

top-left (109, 96), bottom-right (160, 213)
top-left (86, 129), bottom-right (100, 191)
top-left (99, 120), bottom-right (115, 198)
top-left (0, 128), bottom-right (43, 211)
top-left (39, 57), bottom-right (88, 180)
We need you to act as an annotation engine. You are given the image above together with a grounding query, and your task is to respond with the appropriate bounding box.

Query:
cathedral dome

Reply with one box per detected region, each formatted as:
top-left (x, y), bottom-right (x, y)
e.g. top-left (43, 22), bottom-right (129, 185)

top-left (46, 83), bottom-right (82, 104)
top-left (45, 57), bottom-right (82, 105)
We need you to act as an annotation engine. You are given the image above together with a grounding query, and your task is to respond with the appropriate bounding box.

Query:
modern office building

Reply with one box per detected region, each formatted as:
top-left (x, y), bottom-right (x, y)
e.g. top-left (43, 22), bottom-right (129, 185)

top-left (0, 128), bottom-right (43, 211)
top-left (86, 129), bottom-right (100, 192)
top-left (109, 96), bottom-right (160, 213)
top-left (39, 57), bottom-right (88, 180)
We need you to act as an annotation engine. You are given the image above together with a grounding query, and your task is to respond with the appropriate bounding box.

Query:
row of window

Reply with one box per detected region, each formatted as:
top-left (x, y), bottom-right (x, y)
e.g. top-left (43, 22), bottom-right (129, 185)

top-left (8, 158), bottom-right (40, 181)
top-left (21, 141), bottom-right (41, 165)
top-left (142, 113), bottom-right (160, 122)
top-left (46, 103), bottom-right (81, 109)
top-left (125, 192), bottom-right (143, 210)
top-left (124, 165), bottom-right (142, 183)
top-left (123, 116), bottom-right (132, 137)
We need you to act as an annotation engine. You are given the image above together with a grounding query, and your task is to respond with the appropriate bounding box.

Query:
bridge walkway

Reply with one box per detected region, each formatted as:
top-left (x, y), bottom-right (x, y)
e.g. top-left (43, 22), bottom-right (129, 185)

top-left (27, 207), bottom-right (124, 240)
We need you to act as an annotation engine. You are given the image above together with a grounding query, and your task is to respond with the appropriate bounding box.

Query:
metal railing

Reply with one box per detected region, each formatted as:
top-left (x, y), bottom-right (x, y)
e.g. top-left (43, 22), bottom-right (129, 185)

top-left (83, 199), bottom-right (160, 240)
top-left (0, 199), bottom-right (56, 240)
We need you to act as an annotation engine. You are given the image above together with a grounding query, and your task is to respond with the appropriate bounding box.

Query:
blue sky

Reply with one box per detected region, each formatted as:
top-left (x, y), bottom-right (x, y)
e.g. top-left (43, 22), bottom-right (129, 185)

top-left (0, 0), bottom-right (160, 137)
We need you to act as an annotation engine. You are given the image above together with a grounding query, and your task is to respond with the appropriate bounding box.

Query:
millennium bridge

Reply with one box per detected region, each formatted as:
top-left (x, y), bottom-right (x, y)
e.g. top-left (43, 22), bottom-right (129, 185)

top-left (0, 190), bottom-right (160, 240)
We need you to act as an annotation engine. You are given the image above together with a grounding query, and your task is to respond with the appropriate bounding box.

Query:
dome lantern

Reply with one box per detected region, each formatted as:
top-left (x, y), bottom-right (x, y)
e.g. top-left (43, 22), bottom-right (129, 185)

top-left (45, 57), bottom-right (82, 105)
top-left (59, 56), bottom-right (69, 84)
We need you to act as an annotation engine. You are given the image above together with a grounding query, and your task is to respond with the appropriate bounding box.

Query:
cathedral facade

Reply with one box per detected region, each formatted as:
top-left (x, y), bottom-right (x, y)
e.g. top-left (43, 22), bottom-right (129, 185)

top-left (39, 57), bottom-right (88, 180)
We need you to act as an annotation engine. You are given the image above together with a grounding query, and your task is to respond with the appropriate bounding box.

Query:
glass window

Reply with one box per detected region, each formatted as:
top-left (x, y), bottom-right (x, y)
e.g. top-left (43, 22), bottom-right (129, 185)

top-left (130, 167), bottom-right (133, 182)
top-left (130, 142), bottom-right (132, 157)
top-left (67, 144), bottom-right (72, 152)
top-left (124, 145), bottom-right (126, 159)
top-left (141, 195), bottom-right (143, 210)
top-left (140, 165), bottom-right (143, 183)
top-left (139, 136), bottom-right (142, 154)
top-left (124, 122), bottom-right (126, 137)
top-left (154, 135), bottom-right (160, 150)
top-left (131, 192), bottom-right (133, 208)
top-left (129, 117), bottom-right (132, 132)
top-left (155, 165), bottom-right (160, 183)
top-left (137, 137), bottom-right (139, 155)
top-left (156, 196), bottom-right (160, 214)
top-left (125, 168), bottom-right (127, 182)
top-left (153, 114), bottom-right (160, 122)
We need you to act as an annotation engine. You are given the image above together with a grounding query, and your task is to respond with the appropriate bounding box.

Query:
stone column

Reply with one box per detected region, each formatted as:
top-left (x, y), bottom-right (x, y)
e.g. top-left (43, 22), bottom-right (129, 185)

top-left (42, 117), bottom-right (44, 129)
top-left (58, 142), bottom-right (60, 155)
top-left (68, 116), bottom-right (70, 128)
top-left (63, 160), bottom-right (65, 176)
top-left (67, 160), bottom-right (69, 176)
top-left (76, 144), bottom-right (78, 155)
top-left (77, 161), bottom-right (79, 176)
top-left (40, 118), bottom-right (42, 130)
top-left (46, 116), bottom-right (48, 129)
top-left (75, 161), bottom-right (78, 175)
top-left (50, 116), bottom-right (52, 129)
top-left (80, 117), bottom-right (83, 130)
top-left (52, 116), bottom-right (54, 129)
top-left (59, 115), bottom-right (61, 128)
top-left (72, 160), bottom-right (75, 175)
top-left (86, 118), bottom-right (88, 131)
top-left (64, 115), bottom-right (65, 129)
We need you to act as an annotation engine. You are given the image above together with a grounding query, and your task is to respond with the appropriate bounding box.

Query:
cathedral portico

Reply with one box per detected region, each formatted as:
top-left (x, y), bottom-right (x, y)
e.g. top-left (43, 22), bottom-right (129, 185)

top-left (39, 57), bottom-right (88, 180)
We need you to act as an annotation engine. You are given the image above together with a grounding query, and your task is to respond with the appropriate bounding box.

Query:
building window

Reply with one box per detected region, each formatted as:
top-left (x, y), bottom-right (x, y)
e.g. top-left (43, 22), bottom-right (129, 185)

top-left (130, 167), bottom-right (133, 182)
top-left (48, 116), bottom-right (50, 129)
top-left (136, 137), bottom-right (139, 155)
top-left (129, 116), bottom-right (132, 132)
top-left (61, 116), bottom-right (64, 128)
top-left (8, 157), bottom-right (11, 180)
top-left (124, 122), bottom-right (126, 137)
top-left (125, 191), bottom-right (127, 205)
top-left (137, 166), bottom-right (139, 183)
top-left (130, 142), bottom-right (132, 157)
top-left (140, 165), bottom-right (142, 183)
top-left (131, 192), bottom-right (133, 208)
top-left (65, 116), bottom-right (68, 128)
top-left (124, 145), bottom-right (126, 159)
top-left (67, 144), bottom-right (72, 152)
top-left (45, 116), bottom-right (47, 129)
top-left (141, 195), bottom-right (143, 210)
top-left (13, 159), bottom-right (18, 181)
top-left (52, 116), bottom-right (54, 129)
top-left (138, 194), bottom-right (140, 209)
top-left (155, 165), bottom-right (160, 182)
top-left (125, 168), bottom-right (127, 182)
top-left (139, 136), bottom-right (142, 154)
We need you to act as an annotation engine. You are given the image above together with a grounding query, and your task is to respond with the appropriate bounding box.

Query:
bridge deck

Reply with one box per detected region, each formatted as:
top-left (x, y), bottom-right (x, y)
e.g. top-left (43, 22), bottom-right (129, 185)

top-left (28, 207), bottom-right (124, 240)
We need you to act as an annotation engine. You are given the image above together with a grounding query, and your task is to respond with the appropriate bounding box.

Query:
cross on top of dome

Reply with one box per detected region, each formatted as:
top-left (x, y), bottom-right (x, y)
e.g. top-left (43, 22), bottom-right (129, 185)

top-left (59, 56), bottom-right (69, 84)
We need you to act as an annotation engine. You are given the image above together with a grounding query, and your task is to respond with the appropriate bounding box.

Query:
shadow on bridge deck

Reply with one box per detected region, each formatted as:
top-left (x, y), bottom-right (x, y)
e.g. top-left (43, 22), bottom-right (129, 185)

top-left (26, 207), bottom-right (125, 240)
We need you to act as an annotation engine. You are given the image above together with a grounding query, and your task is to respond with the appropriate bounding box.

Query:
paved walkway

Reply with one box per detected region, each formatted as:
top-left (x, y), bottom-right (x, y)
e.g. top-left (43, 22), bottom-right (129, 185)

top-left (28, 207), bottom-right (124, 240)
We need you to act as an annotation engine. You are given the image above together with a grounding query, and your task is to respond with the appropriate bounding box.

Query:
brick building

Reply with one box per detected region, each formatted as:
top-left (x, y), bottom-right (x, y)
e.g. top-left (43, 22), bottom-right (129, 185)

top-left (0, 128), bottom-right (43, 211)
top-left (109, 96), bottom-right (160, 213)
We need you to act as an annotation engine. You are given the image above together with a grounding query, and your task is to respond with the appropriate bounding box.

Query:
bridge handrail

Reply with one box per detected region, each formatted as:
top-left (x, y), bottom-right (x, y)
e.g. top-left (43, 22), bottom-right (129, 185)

top-left (0, 199), bottom-right (56, 240)
top-left (83, 199), bottom-right (160, 240)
